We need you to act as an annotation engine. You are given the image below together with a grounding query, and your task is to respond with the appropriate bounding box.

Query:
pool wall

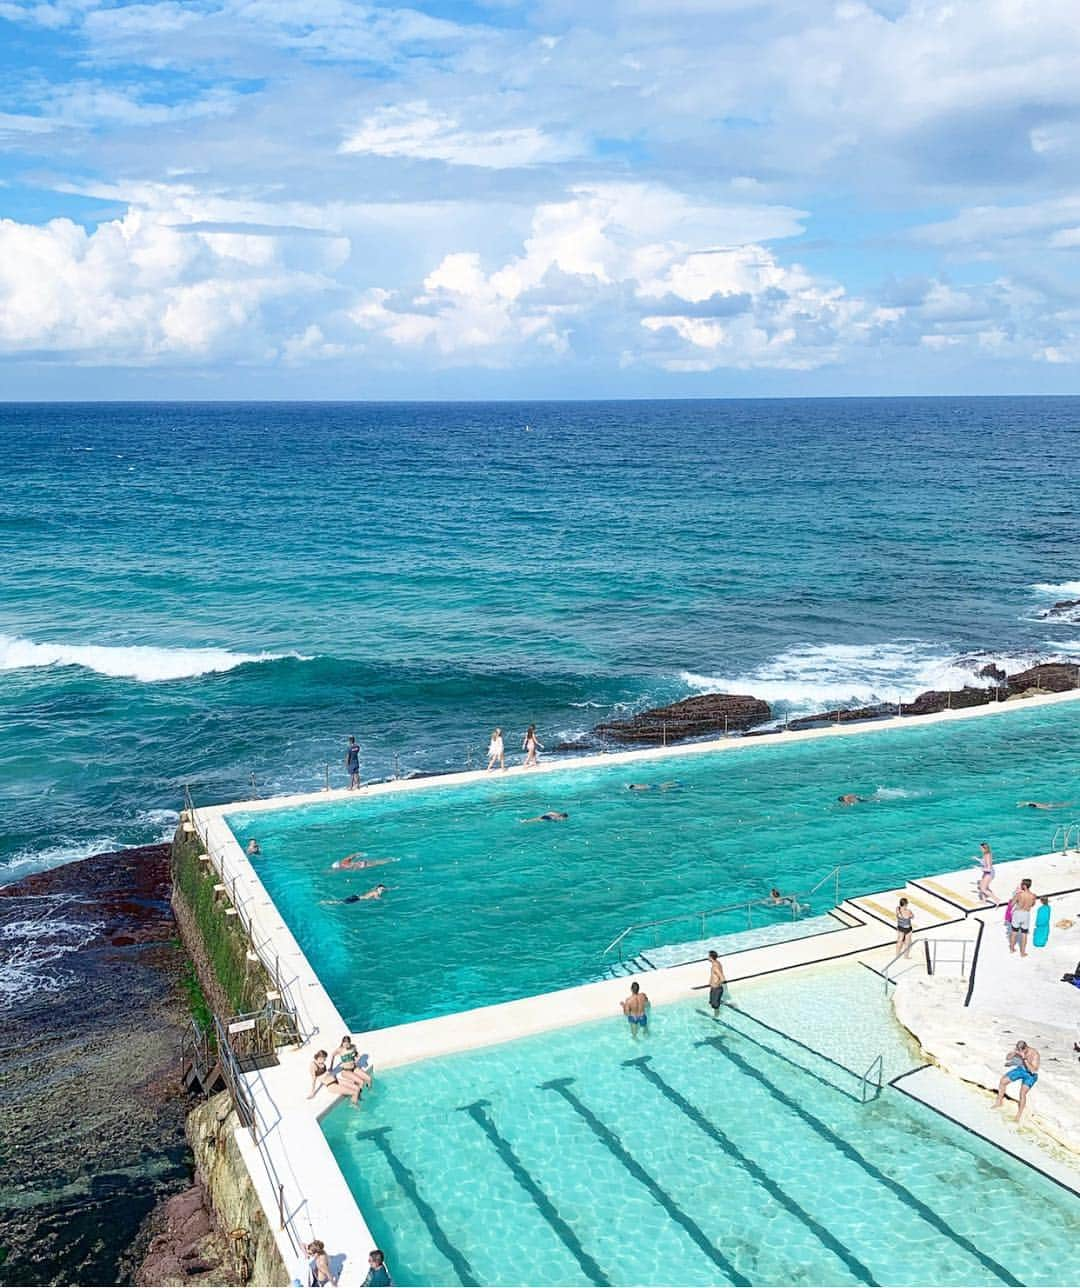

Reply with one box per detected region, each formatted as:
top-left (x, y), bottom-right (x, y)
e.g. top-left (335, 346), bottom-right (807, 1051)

top-left (188, 689), bottom-right (1080, 1285)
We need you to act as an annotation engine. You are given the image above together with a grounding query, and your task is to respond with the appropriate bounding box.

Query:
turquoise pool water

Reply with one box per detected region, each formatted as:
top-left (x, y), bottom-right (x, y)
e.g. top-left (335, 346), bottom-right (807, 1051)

top-left (227, 701), bottom-right (1080, 1030)
top-left (321, 964), bottom-right (1080, 1286)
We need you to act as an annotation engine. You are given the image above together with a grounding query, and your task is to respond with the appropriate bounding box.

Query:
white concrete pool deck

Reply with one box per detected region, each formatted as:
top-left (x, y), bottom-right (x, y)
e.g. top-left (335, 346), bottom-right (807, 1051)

top-left (189, 688), bottom-right (1080, 1284)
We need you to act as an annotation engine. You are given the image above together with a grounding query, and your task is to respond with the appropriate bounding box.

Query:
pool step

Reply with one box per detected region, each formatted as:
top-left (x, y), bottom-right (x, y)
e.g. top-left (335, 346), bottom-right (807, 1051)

top-left (845, 882), bottom-right (960, 931)
top-left (605, 953), bottom-right (657, 978)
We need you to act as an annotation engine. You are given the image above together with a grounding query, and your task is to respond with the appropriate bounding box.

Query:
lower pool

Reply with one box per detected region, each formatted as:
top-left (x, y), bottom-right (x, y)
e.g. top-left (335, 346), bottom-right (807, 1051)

top-left (322, 963), bottom-right (1080, 1287)
top-left (227, 700), bottom-right (1080, 1030)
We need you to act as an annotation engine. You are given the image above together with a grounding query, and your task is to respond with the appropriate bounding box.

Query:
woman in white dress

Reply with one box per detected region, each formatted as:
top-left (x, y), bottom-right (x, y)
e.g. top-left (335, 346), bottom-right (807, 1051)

top-left (486, 727), bottom-right (505, 771)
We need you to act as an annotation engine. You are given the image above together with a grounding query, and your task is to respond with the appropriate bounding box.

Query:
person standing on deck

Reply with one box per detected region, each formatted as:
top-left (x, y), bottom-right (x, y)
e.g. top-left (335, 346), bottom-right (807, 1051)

top-left (707, 950), bottom-right (726, 1019)
top-left (895, 898), bottom-right (915, 959)
top-left (1009, 879), bottom-right (1038, 957)
top-left (345, 735), bottom-right (361, 790)
top-left (522, 724), bottom-right (542, 767)
top-left (487, 727), bottom-right (505, 771)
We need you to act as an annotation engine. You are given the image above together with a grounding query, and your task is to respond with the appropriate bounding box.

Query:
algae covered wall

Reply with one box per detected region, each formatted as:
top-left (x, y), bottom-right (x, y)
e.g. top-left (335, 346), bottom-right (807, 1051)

top-left (171, 827), bottom-right (272, 1020)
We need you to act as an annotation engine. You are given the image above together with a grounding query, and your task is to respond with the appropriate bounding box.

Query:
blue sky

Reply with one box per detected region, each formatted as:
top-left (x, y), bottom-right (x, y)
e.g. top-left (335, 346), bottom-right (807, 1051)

top-left (2, 0), bottom-right (1080, 397)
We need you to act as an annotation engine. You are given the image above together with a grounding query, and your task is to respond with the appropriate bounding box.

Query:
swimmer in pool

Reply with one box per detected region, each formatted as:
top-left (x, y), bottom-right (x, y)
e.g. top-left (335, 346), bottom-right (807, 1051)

top-left (626, 781), bottom-right (683, 792)
top-left (246, 839), bottom-right (261, 856)
top-left (1016, 801), bottom-right (1073, 810)
top-left (332, 853), bottom-right (398, 871)
top-left (837, 794), bottom-right (867, 806)
top-left (521, 811), bottom-right (568, 823)
top-left (322, 884), bottom-right (388, 905)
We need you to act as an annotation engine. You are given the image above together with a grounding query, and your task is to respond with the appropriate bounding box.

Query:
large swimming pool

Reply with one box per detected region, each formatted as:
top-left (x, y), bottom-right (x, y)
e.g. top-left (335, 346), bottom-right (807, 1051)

top-left (321, 963), bottom-right (1080, 1286)
top-left (227, 701), bottom-right (1079, 1030)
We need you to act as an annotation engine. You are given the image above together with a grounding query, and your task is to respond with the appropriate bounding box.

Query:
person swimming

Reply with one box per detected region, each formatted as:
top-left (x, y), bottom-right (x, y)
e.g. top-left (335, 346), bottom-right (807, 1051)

top-left (322, 884), bottom-right (388, 905)
top-left (246, 839), bottom-right (261, 856)
top-left (331, 853), bottom-right (398, 871)
top-left (1016, 801), bottom-right (1073, 810)
top-left (837, 794), bottom-right (867, 806)
top-left (521, 811), bottom-right (568, 823)
top-left (626, 781), bottom-right (682, 792)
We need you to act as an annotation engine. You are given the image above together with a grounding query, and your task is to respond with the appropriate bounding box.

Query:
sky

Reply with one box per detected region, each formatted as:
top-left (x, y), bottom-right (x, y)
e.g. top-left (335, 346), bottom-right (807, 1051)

top-left (2, 0), bottom-right (1080, 398)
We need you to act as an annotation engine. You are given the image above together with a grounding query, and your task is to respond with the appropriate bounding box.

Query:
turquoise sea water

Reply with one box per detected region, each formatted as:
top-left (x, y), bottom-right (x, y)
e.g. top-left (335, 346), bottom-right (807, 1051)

top-left (228, 699), bottom-right (1079, 1031)
top-left (2, 398), bottom-right (1080, 885)
top-left (322, 963), bottom-right (1080, 1287)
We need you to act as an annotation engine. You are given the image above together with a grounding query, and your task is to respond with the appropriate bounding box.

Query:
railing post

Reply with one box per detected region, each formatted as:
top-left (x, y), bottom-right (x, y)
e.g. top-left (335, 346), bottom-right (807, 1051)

top-left (251, 772), bottom-right (258, 798)
top-left (325, 762), bottom-right (330, 791)
top-left (278, 1182), bottom-right (285, 1230)
top-left (393, 753), bottom-right (400, 780)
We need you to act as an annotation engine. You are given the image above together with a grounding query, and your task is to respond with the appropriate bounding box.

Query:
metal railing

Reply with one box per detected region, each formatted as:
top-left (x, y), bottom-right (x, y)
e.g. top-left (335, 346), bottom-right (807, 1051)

top-left (1051, 822), bottom-right (1080, 854)
top-left (879, 934), bottom-right (975, 990)
top-left (213, 1017), bottom-right (304, 1257)
top-left (601, 864), bottom-right (845, 962)
top-left (859, 1054), bottom-right (883, 1103)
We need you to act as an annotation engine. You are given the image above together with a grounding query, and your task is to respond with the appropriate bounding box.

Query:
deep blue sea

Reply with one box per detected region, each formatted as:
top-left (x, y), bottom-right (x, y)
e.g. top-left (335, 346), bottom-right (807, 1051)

top-left (2, 398), bottom-right (1079, 885)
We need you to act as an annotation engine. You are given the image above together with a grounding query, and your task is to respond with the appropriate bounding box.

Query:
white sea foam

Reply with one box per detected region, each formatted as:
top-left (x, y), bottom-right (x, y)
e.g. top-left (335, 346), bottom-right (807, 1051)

top-left (679, 641), bottom-right (1045, 714)
top-left (0, 633), bottom-right (311, 682)
top-left (1031, 581), bottom-right (1080, 596)
top-left (871, 786), bottom-right (930, 801)
top-left (0, 899), bottom-right (103, 1008)
top-left (0, 813), bottom-right (179, 884)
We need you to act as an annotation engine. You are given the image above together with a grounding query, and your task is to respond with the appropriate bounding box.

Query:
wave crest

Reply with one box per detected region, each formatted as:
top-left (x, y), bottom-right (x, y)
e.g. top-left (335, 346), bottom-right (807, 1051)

top-left (679, 642), bottom-right (1045, 713)
top-left (0, 633), bottom-right (311, 682)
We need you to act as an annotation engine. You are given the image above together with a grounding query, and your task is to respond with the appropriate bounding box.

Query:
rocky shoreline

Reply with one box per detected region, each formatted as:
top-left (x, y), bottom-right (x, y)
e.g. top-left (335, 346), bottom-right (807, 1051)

top-left (576, 659), bottom-right (1080, 747)
top-left (0, 845), bottom-right (196, 1286)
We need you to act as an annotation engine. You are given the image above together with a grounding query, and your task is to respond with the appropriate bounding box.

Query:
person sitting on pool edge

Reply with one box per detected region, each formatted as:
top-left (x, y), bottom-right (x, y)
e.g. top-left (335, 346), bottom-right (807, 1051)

top-left (621, 981), bottom-right (650, 1038)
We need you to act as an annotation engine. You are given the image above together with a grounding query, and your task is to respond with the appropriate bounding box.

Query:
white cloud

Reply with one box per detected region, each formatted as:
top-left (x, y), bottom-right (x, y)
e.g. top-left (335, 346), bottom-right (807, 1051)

top-left (340, 100), bottom-right (579, 168)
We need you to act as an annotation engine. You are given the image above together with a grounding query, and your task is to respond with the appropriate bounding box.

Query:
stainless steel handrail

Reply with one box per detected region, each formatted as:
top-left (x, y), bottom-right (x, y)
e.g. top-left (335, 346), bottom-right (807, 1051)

top-left (601, 864), bottom-right (844, 961)
top-left (1051, 821), bottom-right (1079, 854)
top-left (859, 1053), bottom-right (883, 1103)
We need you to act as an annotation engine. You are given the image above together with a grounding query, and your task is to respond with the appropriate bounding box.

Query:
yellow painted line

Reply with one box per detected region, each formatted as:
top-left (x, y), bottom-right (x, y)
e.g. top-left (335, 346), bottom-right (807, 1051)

top-left (917, 877), bottom-right (981, 911)
top-left (902, 892), bottom-right (952, 923)
top-left (854, 895), bottom-right (902, 925)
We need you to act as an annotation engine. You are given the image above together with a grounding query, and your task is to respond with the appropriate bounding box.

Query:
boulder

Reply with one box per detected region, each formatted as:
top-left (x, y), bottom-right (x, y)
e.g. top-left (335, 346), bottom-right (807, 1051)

top-left (1038, 598), bottom-right (1080, 621)
top-left (900, 686), bottom-right (992, 716)
top-left (595, 693), bottom-right (771, 743)
top-left (1006, 662), bottom-right (1080, 695)
top-left (976, 662), bottom-right (1008, 684)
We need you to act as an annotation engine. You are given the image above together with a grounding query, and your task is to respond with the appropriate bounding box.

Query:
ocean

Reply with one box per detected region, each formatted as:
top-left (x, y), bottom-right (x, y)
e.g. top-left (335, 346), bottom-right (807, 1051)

top-left (2, 397), bottom-right (1079, 887)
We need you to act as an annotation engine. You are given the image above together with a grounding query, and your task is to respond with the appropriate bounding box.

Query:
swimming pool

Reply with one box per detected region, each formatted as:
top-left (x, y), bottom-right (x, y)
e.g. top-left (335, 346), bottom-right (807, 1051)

top-left (321, 963), bottom-right (1080, 1286)
top-left (227, 701), bottom-right (1080, 1030)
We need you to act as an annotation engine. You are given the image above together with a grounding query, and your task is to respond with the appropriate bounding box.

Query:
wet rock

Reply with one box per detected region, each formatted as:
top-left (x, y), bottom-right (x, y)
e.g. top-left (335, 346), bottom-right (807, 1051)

top-left (900, 686), bottom-right (993, 715)
top-left (1006, 661), bottom-right (1080, 694)
top-left (1038, 597), bottom-right (1080, 621)
top-left (787, 703), bottom-right (894, 730)
top-left (594, 692), bottom-right (771, 743)
top-left (977, 662), bottom-right (1008, 684)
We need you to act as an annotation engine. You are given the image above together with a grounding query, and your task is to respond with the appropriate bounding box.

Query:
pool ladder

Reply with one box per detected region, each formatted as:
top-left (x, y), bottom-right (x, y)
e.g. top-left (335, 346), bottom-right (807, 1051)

top-left (859, 1054), bottom-right (883, 1104)
top-left (1051, 821), bottom-right (1080, 854)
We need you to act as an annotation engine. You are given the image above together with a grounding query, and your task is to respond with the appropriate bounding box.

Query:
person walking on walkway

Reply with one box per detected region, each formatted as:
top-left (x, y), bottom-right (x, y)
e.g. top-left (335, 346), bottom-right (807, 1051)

top-left (707, 950), bottom-right (726, 1019)
top-left (993, 1040), bottom-right (1040, 1121)
top-left (976, 842), bottom-right (998, 903)
top-left (345, 736), bottom-right (361, 790)
top-left (486, 727), bottom-right (505, 771)
top-left (522, 724), bottom-right (542, 767)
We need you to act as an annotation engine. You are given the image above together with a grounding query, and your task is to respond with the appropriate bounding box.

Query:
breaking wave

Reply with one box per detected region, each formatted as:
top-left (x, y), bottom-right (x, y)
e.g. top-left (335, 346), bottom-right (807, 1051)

top-left (679, 641), bottom-right (1044, 714)
top-left (0, 633), bottom-right (312, 683)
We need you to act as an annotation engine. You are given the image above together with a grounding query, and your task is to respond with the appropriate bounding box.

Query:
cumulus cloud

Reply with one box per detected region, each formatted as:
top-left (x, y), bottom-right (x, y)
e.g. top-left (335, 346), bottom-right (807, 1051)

top-left (0, 197), bottom-right (347, 361)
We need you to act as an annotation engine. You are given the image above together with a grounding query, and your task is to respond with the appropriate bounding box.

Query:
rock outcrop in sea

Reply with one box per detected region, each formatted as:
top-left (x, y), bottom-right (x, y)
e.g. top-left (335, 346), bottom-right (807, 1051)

top-left (594, 692), bottom-right (771, 743)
